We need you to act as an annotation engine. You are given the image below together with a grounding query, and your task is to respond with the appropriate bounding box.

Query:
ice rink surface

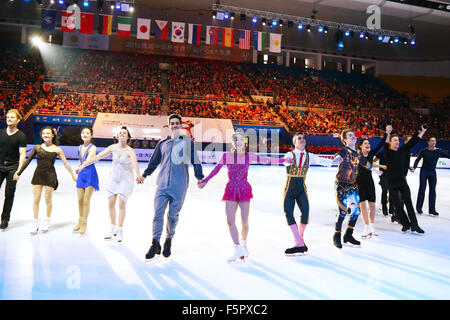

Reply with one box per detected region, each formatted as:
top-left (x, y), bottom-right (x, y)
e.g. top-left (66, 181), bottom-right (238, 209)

top-left (0, 160), bottom-right (449, 300)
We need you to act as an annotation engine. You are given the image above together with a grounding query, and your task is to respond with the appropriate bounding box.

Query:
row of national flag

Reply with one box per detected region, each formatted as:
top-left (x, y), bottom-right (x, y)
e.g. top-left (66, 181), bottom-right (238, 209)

top-left (41, 9), bottom-right (282, 52)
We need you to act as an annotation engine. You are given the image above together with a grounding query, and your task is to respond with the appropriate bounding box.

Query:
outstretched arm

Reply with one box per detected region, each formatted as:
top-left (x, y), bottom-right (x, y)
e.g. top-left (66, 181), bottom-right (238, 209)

top-left (58, 147), bottom-right (77, 182)
top-left (77, 145), bottom-right (114, 173)
top-left (142, 140), bottom-right (163, 179)
top-left (14, 145), bottom-right (39, 180)
top-left (198, 153), bottom-right (226, 188)
top-left (250, 152), bottom-right (286, 165)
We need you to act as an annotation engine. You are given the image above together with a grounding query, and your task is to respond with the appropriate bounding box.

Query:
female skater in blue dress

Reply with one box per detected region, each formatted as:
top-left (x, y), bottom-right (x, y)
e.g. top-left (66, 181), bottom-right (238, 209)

top-left (73, 127), bottom-right (99, 235)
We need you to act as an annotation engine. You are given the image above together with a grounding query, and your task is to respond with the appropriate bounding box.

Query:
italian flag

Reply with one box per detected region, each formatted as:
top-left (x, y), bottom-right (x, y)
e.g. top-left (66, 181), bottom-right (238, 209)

top-left (117, 16), bottom-right (132, 37)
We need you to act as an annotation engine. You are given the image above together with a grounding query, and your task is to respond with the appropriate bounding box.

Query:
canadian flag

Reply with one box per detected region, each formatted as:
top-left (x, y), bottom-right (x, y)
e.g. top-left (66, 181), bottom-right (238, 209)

top-left (61, 10), bottom-right (76, 32)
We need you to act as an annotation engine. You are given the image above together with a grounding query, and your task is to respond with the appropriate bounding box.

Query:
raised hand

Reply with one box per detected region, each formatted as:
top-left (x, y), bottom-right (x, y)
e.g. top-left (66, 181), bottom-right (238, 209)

top-left (386, 125), bottom-right (393, 134)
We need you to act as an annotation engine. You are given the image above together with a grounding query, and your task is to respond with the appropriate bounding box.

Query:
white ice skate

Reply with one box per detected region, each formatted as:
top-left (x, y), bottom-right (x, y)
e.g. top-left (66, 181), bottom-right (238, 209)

top-left (369, 224), bottom-right (378, 236)
top-left (116, 227), bottom-right (123, 243)
top-left (40, 218), bottom-right (50, 233)
top-left (30, 219), bottom-right (39, 235)
top-left (104, 224), bottom-right (116, 240)
top-left (227, 244), bottom-right (246, 263)
top-left (361, 225), bottom-right (372, 239)
top-left (241, 241), bottom-right (249, 260)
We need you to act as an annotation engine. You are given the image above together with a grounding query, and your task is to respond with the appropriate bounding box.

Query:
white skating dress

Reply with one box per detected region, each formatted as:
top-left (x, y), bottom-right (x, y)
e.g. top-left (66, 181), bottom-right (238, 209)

top-left (106, 151), bottom-right (134, 202)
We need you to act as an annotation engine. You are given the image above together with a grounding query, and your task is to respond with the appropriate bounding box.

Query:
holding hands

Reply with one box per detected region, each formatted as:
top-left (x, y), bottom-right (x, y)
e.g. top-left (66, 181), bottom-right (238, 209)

top-left (197, 180), bottom-right (207, 189)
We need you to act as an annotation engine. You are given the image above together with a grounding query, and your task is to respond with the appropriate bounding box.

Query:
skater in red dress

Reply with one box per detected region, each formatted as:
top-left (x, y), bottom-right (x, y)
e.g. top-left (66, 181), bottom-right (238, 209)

top-left (198, 132), bottom-right (292, 262)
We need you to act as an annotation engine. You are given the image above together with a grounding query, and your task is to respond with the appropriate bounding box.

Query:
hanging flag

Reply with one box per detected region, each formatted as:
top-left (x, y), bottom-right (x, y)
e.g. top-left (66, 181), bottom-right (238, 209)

top-left (206, 26), bottom-right (218, 45)
top-left (137, 18), bottom-right (151, 40)
top-left (269, 33), bottom-right (282, 53)
top-left (171, 22), bottom-right (185, 43)
top-left (238, 30), bottom-right (251, 50)
top-left (79, 12), bottom-right (94, 34)
top-left (222, 28), bottom-right (234, 47)
top-left (155, 20), bottom-right (168, 40)
top-left (61, 10), bottom-right (76, 32)
top-left (98, 14), bottom-right (112, 35)
top-left (254, 31), bottom-right (267, 51)
top-left (41, 9), bottom-right (56, 31)
top-left (188, 24), bottom-right (202, 45)
top-left (117, 16), bottom-right (132, 37)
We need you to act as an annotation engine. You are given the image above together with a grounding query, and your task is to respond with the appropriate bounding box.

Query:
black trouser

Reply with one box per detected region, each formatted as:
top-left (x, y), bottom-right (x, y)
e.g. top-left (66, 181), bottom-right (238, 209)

top-left (380, 179), bottom-right (393, 215)
top-left (283, 177), bottom-right (309, 225)
top-left (416, 169), bottom-right (437, 213)
top-left (388, 181), bottom-right (418, 228)
top-left (0, 163), bottom-right (19, 222)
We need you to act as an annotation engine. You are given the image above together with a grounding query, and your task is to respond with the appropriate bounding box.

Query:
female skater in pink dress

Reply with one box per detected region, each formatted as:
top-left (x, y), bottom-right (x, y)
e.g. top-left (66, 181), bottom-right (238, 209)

top-left (198, 132), bottom-right (293, 262)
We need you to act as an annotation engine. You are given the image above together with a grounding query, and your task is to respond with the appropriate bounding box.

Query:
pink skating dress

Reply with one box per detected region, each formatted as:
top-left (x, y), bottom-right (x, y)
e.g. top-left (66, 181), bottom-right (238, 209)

top-left (202, 152), bottom-right (286, 202)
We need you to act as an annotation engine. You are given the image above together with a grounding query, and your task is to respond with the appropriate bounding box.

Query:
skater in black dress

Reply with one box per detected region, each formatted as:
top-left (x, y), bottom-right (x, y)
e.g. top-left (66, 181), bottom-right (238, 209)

top-left (355, 130), bottom-right (387, 238)
top-left (15, 126), bottom-right (76, 234)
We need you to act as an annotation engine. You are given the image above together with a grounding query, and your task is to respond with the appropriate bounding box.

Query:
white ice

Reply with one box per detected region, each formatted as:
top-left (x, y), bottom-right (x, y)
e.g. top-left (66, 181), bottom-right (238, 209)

top-left (0, 160), bottom-right (449, 300)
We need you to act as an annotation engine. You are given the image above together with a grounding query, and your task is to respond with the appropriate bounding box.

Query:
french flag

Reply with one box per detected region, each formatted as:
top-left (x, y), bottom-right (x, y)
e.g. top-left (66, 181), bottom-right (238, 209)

top-left (188, 24), bottom-right (202, 44)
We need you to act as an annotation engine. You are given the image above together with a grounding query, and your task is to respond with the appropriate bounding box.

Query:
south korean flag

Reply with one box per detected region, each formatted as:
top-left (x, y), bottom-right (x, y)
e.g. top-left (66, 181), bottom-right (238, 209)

top-left (171, 22), bottom-right (185, 43)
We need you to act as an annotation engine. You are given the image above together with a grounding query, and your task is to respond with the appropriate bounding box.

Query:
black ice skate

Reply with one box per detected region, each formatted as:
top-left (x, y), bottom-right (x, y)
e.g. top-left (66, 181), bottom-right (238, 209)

top-left (285, 246), bottom-right (305, 256)
top-left (145, 239), bottom-right (161, 261)
top-left (333, 232), bottom-right (342, 249)
top-left (162, 238), bottom-right (172, 258)
top-left (410, 225), bottom-right (425, 235)
top-left (343, 228), bottom-right (361, 247)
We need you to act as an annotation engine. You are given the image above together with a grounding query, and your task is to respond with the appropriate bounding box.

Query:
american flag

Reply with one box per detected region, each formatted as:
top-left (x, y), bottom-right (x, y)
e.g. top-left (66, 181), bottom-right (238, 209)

top-left (239, 30), bottom-right (251, 50)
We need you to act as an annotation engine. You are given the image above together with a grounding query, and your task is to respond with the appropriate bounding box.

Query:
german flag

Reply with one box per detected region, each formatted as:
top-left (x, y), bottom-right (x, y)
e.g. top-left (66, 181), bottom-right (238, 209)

top-left (98, 14), bottom-right (112, 35)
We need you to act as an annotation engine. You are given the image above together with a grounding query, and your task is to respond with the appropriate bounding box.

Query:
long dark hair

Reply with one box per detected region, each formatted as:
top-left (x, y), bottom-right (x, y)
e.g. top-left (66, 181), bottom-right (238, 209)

top-left (40, 126), bottom-right (58, 145)
top-left (356, 138), bottom-right (369, 152)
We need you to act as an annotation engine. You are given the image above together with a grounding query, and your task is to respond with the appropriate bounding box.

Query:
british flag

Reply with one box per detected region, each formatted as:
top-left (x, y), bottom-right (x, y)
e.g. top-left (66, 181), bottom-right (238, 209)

top-left (238, 30), bottom-right (251, 50)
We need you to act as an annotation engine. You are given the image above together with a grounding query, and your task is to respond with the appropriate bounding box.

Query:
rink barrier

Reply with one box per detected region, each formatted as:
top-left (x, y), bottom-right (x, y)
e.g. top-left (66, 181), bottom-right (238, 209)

top-left (24, 145), bottom-right (450, 168)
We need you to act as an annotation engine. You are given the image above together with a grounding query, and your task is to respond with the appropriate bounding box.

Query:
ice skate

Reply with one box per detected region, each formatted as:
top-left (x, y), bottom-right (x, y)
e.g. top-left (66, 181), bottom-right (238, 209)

top-left (40, 218), bottom-right (50, 233)
top-left (333, 232), bottom-right (342, 249)
top-left (411, 225), bottom-right (425, 235)
top-left (30, 219), bottom-right (39, 235)
top-left (145, 239), bottom-right (161, 261)
top-left (241, 240), bottom-right (249, 260)
top-left (116, 227), bottom-right (123, 243)
top-left (361, 225), bottom-right (372, 239)
top-left (285, 246), bottom-right (305, 256)
top-left (227, 244), bottom-right (246, 263)
top-left (343, 228), bottom-right (361, 247)
top-left (104, 224), bottom-right (116, 240)
top-left (162, 238), bottom-right (172, 258)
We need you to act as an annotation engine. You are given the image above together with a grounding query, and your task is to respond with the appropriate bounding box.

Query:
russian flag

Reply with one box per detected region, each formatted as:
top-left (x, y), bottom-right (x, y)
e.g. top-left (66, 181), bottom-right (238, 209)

top-left (155, 20), bottom-right (168, 40)
top-left (188, 24), bottom-right (202, 44)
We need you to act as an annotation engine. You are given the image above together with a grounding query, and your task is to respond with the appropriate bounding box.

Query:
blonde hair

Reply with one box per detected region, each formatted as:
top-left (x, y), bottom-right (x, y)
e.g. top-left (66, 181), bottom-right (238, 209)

top-left (231, 132), bottom-right (245, 152)
top-left (7, 109), bottom-right (23, 120)
top-left (293, 133), bottom-right (306, 144)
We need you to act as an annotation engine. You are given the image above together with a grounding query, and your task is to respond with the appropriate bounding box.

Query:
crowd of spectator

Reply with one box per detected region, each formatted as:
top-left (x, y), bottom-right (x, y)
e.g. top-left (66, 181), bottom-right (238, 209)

top-left (38, 92), bottom-right (162, 116)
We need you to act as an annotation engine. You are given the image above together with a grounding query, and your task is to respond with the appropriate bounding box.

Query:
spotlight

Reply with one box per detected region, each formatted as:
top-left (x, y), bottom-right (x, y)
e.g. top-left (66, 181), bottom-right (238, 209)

top-left (230, 12), bottom-right (235, 20)
top-left (212, 11), bottom-right (216, 19)
top-left (297, 24), bottom-right (303, 30)
top-left (318, 26), bottom-right (324, 33)
top-left (306, 25), bottom-right (311, 32)
top-left (83, 0), bottom-right (88, 7)
top-left (110, 1), bottom-right (115, 9)
top-left (278, 20), bottom-right (283, 26)
top-left (410, 39), bottom-right (416, 45)
top-left (129, 5), bottom-right (134, 12)
top-left (116, 2), bottom-right (121, 10)
top-left (337, 41), bottom-right (344, 49)
top-left (262, 18), bottom-right (266, 26)
top-left (345, 30), bottom-right (350, 37)
top-left (403, 38), bottom-right (408, 44)
top-left (271, 20), bottom-right (277, 26)
top-left (359, 32), bottom-right (365, 39)
top-left (224, 12), bottom-right (229, 19)
top-left (50, 0), bottom-right (54, 4)
top-left (324, 26), bottom-right (328, 34)
top-left (252, 16), bottom-right (257, 23)
top-left (378, 35), bottom-right (383, 41)
top-left (31, 36), bottom-right (43, 47)
top-left (240, 13), bottom-right (246, 21)
top-left (394, 37), bottom-right (399, 43)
